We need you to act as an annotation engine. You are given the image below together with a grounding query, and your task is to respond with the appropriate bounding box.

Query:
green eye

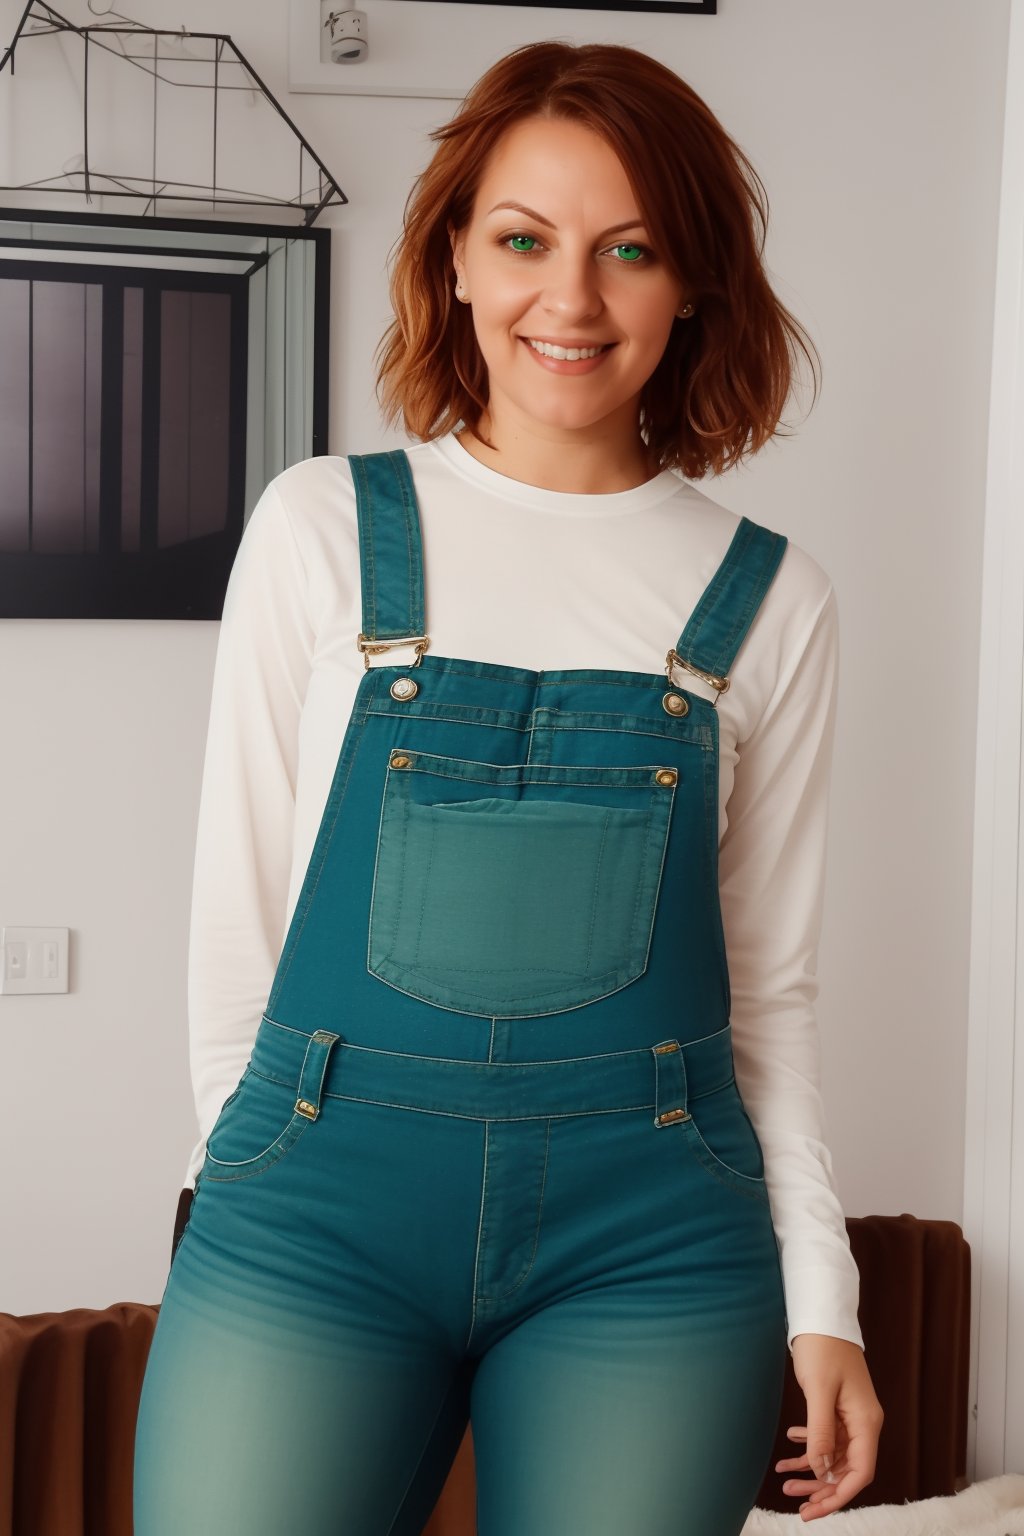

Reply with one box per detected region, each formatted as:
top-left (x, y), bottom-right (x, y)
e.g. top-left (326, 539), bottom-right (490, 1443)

top-left (508, 234), bottom-right (537, 253)
top-left (614, 244), bottom-right (644, 262)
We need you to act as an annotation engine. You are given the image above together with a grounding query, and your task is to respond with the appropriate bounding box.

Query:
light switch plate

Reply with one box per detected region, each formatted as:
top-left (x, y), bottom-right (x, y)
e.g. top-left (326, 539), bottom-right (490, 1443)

top-left (0, 926), bottom-right (70, 994)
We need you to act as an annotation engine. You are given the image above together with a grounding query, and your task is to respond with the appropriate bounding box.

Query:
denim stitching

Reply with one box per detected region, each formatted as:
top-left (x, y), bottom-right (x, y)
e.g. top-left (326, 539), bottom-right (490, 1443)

top-left (530, 705), bottom-right (710, 746)
top-left (394, 768), bottom-right (663, 790)
top-left (202, 1115), bottom-right (311, 1181)
top-left (624, 788), bottom-right (659, 962)
top-left (258, 1011), bottom-right (734, 1083)
top-left (465, 1121), bottom-right (490, 1351)
top-left (364, 966), bottom-right (677, 1020)
top-left (703, 712), bottom-right (731, 1012)
top-left (386, 451), bottom-right (421, 637)
top-left (636, 782), bottom-right (675, 969)
top-left (476, 1117), bottom-right (551, 1304)
top-left (395, 749), bottom-right (674, 782)
top-left (267, 671), bottom-right (378, 1010)
top-left (351, 455), bottom-right (378, 638)
top-left (676, 521), bottom-right (786, 677)
top-left (409, 802), bottom-right (436, 967)
top-left (369, 708), bottom-right (534, 733)
top-left (681, 518), bottom-right (757, 658)
top-left (366, 759), bottom-right (399, 972)
top-left (582, 811), bottom-right (610, 970)
top-left (706, 538), bottom-right (785, 677)
top-left (682, 1117), bottom-right (770, 1204)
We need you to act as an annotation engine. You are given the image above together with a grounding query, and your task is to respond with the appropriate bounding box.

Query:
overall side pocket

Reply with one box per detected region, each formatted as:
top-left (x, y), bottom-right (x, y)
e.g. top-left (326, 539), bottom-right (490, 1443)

top-left (677, 1078), bottom-right (771, 1206)
top-left (202, 1066), bottom-right (314, 1183)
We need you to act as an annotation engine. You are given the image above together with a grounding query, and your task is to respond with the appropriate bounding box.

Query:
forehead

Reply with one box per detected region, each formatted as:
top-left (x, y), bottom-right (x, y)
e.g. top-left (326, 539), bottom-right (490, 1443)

top-left (474, 116), bottom-right (638, 211)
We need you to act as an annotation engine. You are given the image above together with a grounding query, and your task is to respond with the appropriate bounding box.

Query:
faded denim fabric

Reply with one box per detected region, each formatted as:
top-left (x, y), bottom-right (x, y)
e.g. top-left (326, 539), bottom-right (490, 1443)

top-left (134, 450), bottom-right (789, 1536)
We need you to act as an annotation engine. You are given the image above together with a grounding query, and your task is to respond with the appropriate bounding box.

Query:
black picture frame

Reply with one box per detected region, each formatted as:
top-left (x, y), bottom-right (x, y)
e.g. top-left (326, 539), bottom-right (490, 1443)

top-left (0, 207), bottom-right (331, 621)
top-left (390, 0), bottom-right (715, 11)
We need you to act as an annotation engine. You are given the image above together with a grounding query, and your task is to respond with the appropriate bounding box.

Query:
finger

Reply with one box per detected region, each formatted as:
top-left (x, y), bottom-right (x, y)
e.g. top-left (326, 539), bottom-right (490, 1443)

top-left (798, 1464), bottom-right (872, 1520)
top-left (801, 1396), bottom-right (838, 1483)
top-left (783, 1451), bottom-right (850, 1500)
top-left (781, 1476), bottom-right (827, 1500)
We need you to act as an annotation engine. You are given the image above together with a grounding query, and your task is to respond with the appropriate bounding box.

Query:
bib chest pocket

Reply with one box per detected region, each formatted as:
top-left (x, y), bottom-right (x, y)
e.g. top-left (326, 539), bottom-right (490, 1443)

top-left (367, 751), bottom-right (678, 1018)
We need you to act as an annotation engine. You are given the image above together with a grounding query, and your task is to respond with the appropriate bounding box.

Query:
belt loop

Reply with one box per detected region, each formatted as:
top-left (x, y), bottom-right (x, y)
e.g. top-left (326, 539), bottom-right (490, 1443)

top-left (651, 1039), bottom-right (690, 1127)
top-left (295, 1030), bottom-right (341, 1120)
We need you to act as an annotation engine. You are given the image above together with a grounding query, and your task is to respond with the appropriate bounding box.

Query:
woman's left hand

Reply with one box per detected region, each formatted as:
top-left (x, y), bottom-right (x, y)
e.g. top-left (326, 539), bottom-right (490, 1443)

top-left (775, 1333), bottom-right (884, 1520)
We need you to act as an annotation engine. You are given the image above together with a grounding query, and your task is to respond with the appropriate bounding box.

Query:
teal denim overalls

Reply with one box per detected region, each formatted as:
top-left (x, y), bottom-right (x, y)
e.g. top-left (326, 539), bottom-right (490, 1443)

top-left (134, 450), bottom-right (791, 1536)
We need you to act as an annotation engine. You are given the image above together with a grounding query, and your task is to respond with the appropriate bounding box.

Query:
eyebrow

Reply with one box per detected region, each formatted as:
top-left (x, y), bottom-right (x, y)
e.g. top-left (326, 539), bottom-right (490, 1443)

top-left (486, 202), bottom-right (648, 238)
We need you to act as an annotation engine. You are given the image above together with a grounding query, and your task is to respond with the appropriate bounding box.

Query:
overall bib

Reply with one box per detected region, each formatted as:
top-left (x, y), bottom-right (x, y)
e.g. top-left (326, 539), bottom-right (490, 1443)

top-left (134, 450), bottom-right (790, 1536)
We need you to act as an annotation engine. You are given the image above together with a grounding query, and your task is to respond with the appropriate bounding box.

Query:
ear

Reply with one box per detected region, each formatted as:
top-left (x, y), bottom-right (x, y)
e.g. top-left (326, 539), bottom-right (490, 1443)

top-left (447, 219), bottom-right (464, 270)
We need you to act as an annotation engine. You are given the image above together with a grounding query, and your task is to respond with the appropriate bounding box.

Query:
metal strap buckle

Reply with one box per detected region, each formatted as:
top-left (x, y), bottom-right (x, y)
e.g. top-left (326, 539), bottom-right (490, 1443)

top-left (665, 648), bottom-right (730, 703)
top-left (357, 633), bottom-right (430, 671)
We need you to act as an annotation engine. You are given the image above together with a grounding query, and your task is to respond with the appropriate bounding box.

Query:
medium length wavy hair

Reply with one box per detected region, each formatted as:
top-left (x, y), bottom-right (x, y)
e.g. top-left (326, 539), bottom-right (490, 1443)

top-left (375, 41), bottom-right (820, 480)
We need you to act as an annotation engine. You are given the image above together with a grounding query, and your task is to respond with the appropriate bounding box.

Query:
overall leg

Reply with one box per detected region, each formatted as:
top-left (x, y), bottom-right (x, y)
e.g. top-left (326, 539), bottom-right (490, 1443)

top-left (133, 1271), bottom-right (470, 1536)
top-left (468, 1095), bottom-right (788, 1536)
top-left (134, 1064), bottom-right (485, 1536)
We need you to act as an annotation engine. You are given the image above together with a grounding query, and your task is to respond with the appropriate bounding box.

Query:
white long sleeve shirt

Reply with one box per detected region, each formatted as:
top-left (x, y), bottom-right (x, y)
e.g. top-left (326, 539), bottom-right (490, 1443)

top-left (184, 430), bottom-right (864, 1354)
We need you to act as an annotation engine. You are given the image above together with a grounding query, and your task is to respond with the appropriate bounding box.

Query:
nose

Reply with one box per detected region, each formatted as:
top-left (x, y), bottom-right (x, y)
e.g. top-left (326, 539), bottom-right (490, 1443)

top-left (540, 251), bottom-right (604, 324)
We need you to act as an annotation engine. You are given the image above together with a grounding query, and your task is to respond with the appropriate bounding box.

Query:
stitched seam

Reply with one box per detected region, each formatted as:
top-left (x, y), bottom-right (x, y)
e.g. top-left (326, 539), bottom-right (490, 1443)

top-left (367, 967), bottom-right (673, 1018)
top-left (394, 767), bottom-right (669, 789)
top-left (636, 784), bottom-right (675, 967)
top-left (686, 1119), bottom-right (770, 1202)
top-left (351, 454), bottom-right (377, 638)
top-left (310, 1097), bottom-right (658, 1122)
top-left (259, 1014), bottom-right (730, 1063)
top-left (410, 800), bottom-right (435, 967)
top-left (682, 518), bottom-right (757, 657)
top-left (582, 811), bottom-right (609, 970)
top-left (388, 450), bottom-right (421, 635)
top-left (269, 678), bottom-right (375, 1003)
top-left (465, 1121), bottom-right (490, 1352)
top-left (477, 1118), bottom-right (551, 1303)
top-left (706, 535), bottom-right (785, 676)
top-left (203, 1117), bottom-right (310, 1181)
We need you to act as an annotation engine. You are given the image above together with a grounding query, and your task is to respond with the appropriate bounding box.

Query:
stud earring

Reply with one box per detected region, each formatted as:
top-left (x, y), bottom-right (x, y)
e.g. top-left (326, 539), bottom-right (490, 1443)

top-left (456, 280), bottom-right (467, 300)
top-left (678, 302), bottom-right (695, 318)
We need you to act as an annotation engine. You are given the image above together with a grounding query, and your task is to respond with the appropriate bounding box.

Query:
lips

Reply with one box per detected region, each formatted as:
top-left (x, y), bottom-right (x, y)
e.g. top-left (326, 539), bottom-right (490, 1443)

top-left (521, 337), bottom-right (615, 363)
top-left (522, 337), bottom-right (614, 350)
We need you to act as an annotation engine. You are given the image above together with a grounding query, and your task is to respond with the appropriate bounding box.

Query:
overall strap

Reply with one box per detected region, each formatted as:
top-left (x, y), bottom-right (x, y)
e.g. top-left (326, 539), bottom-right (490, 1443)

top-left (347, 450), bottom-right (430, 668)
top-left (669, 517), bottom-right (787, 701)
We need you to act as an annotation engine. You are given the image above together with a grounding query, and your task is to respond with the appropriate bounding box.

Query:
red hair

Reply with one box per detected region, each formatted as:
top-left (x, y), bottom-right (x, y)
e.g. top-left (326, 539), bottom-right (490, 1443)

top-left (375, 40), bottom-right (819, 480)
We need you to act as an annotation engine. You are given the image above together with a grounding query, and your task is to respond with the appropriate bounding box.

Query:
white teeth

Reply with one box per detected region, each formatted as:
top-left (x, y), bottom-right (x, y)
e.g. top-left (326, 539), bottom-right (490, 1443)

top-left (527, 339), bottom-right (607, 361)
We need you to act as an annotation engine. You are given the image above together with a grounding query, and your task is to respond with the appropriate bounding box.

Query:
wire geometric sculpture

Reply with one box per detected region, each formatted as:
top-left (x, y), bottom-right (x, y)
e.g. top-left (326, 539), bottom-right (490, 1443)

top-left (0, 0), bottom-right (347, 224)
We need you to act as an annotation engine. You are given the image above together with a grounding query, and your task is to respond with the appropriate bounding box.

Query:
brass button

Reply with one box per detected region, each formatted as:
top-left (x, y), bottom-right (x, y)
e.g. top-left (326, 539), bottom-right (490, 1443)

top-left (654, 768), bottom-right (678, 787)
top-left (390, 676), bottom-right (418, 701)
top-left (390, 753), bottom-right (411, 769)
top-left (662, 691), bottom-right (689, 717)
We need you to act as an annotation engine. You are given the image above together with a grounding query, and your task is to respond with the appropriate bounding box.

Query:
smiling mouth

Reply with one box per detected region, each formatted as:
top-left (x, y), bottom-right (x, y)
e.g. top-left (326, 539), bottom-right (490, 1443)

top-left (522, 338), bottom-right (616, 361)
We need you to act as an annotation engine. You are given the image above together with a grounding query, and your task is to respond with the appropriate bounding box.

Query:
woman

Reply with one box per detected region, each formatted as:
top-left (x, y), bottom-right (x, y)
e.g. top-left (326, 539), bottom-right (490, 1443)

top-left (134, 39), bottom-right (883, 1535)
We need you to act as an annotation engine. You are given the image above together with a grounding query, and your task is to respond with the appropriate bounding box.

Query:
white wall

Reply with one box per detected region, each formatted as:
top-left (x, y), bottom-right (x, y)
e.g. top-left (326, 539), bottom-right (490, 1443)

top-left (0, 0), bottom-right (1010, 1371)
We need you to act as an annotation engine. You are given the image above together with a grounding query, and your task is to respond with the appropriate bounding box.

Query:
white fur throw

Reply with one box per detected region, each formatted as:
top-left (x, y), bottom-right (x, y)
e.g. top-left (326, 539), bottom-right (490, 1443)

top-left (740, 1475), bottom-right (1024, 1535)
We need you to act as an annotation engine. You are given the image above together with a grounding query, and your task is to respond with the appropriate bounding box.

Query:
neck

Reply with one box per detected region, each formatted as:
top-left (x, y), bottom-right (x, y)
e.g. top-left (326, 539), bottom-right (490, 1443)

top-left (455, 414), bottom-right (658, 495)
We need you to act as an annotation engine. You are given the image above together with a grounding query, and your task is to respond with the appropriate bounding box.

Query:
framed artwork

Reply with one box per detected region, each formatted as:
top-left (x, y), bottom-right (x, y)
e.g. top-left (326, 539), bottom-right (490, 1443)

top-left (0, 208), bottom-right (331, 620)
top-left (392, 1), bottom-right (715, 8)
top-left (290, 0), bottom-right (715, 98)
